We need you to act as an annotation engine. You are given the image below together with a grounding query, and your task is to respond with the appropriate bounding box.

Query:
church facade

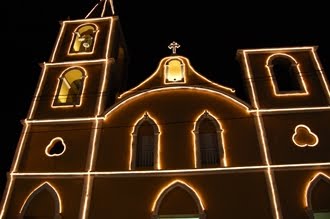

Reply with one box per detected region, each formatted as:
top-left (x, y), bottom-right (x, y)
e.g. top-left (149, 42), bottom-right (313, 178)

top-left (1, 0), bottom-right (329, 218)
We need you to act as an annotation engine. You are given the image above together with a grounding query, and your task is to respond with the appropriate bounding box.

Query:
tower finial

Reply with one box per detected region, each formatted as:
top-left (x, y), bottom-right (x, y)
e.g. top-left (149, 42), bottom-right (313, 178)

top-left (168, 41), bottom-right (180, 54)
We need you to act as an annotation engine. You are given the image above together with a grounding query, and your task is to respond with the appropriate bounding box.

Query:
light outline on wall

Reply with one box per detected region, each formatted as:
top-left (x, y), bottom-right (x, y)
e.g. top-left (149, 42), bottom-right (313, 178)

top-left (27, 117), bottom-right (101, 124)
top-left (251, 106), bottom-right (330, 113)
top-left (304, 172), bottom-right (330, 207)
top-left (50, 22), bottom-right (66, 62)
top-left (192, 110), bottom-right (228, 168)
top-left (242, 50), bottom-right (280, 219)
top-left (239, 46), bottom-right (317, 53)
top-left (46, 59), bottom-right (108, 66)
top-left (67, 23), bottom-right (100, 56)
top-left (129, 112), bottom-right (161, 170)
top-left (265, 53), bottom-right (308, 96)
top-left (51, 66), bottom-right (88, 108)
top-left (292, 124), bottom-right (319, 147)
top-left (118, 56), bottom-right (235, 99)
top-left (81, 19), bottom-right (115, 215)
top-left (19, 181), bottom-right (62, 214)
top-left (28, 66), bottom-right (48, 119)
top-left (82, 26), bottom-right (116, 219)
top-left (151, 180), bottom-right (205, 213)
top-left (8, 162), bottom-right (330, 177)
top-left (82, 174), bottom-right (92, 219)
top-left (23, 106), bottom-right (330, 125)
top-left (45, 137), bottom-right (67, 157)
top-left (107, 86), bottom-right (249, 119)
top-left (96, 56), bottom-right (114, 116)
top-left (311, 47), bottom-right (330, 99)
top-left (0, 176), bottom-right (14, 218)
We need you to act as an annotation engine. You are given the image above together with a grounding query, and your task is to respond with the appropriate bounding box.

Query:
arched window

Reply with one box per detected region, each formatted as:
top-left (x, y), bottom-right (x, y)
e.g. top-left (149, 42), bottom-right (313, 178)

top-left (70, 24), bottom-right (98, 53)
top-left (131, 113), bottom-right (160, 170)
top-left (266, 53), bottom-right (308, 95)
top-left (193, 111), bottom-right (225, 168)
top-left (19, 182), bottom-right (62, 219)
top-left (152, 180), bottom-right (205, 219)
top-left (306, 173), bottom-right (330, 219)
top-left (53, 67), bottom-right (87, 107)
top-left (164, 58), bottom-right (185, 84)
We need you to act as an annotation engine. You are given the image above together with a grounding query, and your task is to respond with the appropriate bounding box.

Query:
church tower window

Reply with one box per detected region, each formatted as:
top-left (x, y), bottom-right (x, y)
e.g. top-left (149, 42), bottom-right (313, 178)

top-left (165, 58), bottom-right (185, 84)
top-left (194, 111), bottom-right (225, 168)
top-left (53, 67), bottom-right (86, 107)
top-left (266, 54), bottom-right (308, 95)
top-left (70, 24), bottom-right (97, 53)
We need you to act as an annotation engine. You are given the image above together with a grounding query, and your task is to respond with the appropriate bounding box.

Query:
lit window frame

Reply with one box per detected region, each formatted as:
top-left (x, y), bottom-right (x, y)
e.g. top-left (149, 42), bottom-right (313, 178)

top-left (265, 53), bottom-right (308, 96)
top-left (68, 23), bottom-right (100, 55)
top-left (304, 172), bottom-right (330, 219)
top-left (52, 66), bottom-right (88, 108)
top-left (151, 180), bottom-right (206, 219)
top-left (157, 214), bottom-right (200, 219)
top-left (130, 112), bottom-right (161, 170)
top-left (193, 110), bottom-right (227, 168)
top-left (19, 182), bottom-right (62, 218)
top-left (164, 58), bottom-right (186, 84)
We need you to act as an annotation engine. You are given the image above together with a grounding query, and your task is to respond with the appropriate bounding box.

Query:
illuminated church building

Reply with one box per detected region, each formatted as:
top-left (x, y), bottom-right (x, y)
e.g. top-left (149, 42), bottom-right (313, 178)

top-left (1, 1), bottom-right (330, 219)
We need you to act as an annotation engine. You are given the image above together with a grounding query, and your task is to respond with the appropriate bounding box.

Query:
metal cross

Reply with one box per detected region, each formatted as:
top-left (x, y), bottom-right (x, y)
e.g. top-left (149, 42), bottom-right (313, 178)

top-left (168, 41), bottom-right (180, 54)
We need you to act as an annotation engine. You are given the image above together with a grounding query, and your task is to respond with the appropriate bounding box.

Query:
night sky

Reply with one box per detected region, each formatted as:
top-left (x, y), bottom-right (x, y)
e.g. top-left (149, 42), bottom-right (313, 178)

top-left (2, 0), bottom-right (330, 198)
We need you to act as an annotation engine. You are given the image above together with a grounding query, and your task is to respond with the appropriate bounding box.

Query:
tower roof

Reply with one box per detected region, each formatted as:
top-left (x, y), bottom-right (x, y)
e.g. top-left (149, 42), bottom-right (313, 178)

top-left (85, 0), bottom-right (115, 19)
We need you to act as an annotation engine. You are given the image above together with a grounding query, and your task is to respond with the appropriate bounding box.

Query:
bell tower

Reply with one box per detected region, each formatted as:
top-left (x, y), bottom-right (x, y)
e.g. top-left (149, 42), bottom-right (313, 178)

top-left (0, 0), bottom-right (128, 218)
top-left (29, 0), bottom-right (127, 120)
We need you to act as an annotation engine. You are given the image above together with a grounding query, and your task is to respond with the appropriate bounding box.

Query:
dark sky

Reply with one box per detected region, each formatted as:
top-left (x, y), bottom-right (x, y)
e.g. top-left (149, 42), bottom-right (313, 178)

top-left (2, 0), bottom-right (330, 197)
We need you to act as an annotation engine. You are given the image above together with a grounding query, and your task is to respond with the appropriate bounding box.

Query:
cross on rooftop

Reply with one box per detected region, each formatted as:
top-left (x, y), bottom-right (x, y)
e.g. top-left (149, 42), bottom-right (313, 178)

top-left (168, 41), bottom-right (180, 54)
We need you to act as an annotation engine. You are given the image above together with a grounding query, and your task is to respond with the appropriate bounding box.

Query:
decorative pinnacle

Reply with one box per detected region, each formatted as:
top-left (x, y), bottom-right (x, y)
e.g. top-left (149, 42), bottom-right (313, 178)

top-left (168, 41), bottom-right (180, 54)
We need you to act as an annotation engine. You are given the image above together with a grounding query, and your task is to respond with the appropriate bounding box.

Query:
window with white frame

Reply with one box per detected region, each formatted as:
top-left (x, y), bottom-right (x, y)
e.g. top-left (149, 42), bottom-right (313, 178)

top-left (53, 67), bottom-right (86, 107)
top-left (194, 111), bottom-right (224, 168)
top-left (131, 113), bottom-right (160, 170)
top-left (305, 173), bottom-right (330, 219)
